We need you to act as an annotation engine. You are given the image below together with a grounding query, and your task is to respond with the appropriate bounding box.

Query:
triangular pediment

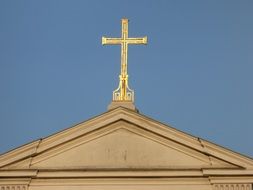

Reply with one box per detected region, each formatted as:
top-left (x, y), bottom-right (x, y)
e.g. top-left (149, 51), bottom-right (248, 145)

top-left (1, 107), bottom-right (253, 170)
top-left (28, 121), bottom-right (232, 169)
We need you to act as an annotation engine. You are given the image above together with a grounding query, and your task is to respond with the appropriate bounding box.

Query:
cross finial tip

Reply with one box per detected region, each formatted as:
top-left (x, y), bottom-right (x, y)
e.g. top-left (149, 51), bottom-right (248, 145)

top-left (122, 18), bottom-right (129, 22)
top-left (102, 36), bottom-right (107, 45)
top-left (143, 36), bottom-right (148, 44)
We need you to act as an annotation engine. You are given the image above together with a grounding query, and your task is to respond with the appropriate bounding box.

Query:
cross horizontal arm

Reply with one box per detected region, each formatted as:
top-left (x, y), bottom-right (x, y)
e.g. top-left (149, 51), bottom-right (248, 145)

top-left (102, 37), bottom-right (122, 45)
top-left (126, 36), bottom-right (148, 44)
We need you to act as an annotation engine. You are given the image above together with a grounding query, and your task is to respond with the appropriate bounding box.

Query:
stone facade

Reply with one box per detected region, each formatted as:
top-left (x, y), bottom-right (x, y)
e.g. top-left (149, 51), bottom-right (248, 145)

top-left (0, 107), bottom-right (252, 189)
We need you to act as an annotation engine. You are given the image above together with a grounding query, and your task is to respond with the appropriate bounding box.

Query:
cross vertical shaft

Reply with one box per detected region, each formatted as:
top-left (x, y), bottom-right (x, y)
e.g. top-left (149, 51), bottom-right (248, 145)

top-left (102, 18), bottom-right (147, 103)
top-left (120, 19), bottom-right (130, 100)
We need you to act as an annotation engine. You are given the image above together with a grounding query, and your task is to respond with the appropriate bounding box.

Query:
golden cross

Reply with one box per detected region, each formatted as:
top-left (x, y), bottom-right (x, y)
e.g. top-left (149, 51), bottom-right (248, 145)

top-left (102, 18), bottom-right (147, 102)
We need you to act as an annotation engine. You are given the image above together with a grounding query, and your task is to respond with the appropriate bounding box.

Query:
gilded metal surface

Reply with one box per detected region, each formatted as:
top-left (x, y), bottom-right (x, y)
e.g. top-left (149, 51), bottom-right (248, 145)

top-left (102, 18), bottom-right (147, 102)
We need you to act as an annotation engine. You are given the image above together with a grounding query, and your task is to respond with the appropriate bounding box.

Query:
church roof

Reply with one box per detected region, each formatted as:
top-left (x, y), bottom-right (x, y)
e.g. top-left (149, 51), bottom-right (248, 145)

top-left (1, 107), bottom-right (253, 174)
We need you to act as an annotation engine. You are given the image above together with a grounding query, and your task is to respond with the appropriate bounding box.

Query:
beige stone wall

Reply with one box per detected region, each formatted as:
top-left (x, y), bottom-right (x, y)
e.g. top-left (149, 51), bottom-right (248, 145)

top-left (29, 185), bottom-right (212, 190)
top-left (28, 178), bottom-right (213, 190)
top-left (1, 183), bottom-right (252, 190)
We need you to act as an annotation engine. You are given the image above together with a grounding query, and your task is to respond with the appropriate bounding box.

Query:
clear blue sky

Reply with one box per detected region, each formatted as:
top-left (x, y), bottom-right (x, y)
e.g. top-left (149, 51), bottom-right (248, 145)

top-left (0, 0), bottom-right (252, 157)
